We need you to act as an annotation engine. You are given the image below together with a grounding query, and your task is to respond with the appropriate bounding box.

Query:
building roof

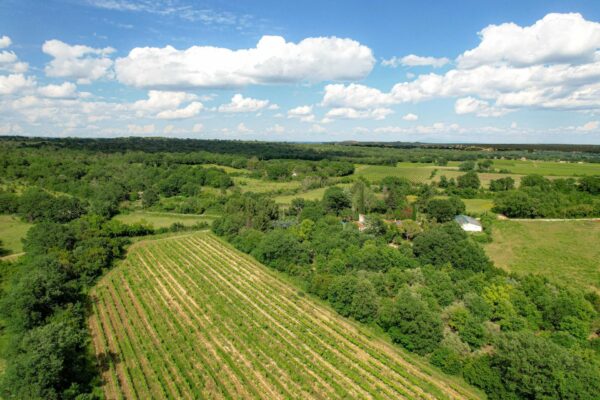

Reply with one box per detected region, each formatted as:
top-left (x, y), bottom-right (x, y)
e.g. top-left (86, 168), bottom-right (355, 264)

top-left (454, 215), bottom-right (482, 226)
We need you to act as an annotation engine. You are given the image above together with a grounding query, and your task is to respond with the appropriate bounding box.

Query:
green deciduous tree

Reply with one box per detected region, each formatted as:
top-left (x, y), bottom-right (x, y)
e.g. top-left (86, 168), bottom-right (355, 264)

top-left (378, 289), bottom-right (443, 355)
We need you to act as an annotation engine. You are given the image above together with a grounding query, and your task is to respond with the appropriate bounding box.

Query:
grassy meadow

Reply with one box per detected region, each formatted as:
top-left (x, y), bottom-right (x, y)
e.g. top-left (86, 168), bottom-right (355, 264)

top-left (233, 176), bottom-right (303, 193)
top-left (489, 159), bottom-right (600, 176)
top-left (485, 220), bottom-right (600, 291)
top-left (113, 211), bottom-right (214, 229)
top-left (462, 199), bottom-right (495, 214)
top-left (353, 162), bottom-right (443, 183)
top-left (0, 215), bottom-right (32, 256)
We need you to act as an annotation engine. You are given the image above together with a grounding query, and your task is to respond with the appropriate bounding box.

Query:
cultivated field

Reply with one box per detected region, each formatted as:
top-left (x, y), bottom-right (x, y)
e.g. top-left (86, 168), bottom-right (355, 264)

top-left (485, 220), bottom-right (600, 291)
top-left (113, 211), bottom-right (214, 228)
top-left (89, 232), bottom-right (481, 399)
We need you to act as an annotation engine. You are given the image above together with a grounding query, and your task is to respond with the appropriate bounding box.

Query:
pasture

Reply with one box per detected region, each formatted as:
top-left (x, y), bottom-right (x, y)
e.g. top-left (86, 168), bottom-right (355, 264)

top-left (485, 220), bottom-right (600, 291)
top-left (354, 163), bottom-right (524, 188)
top-left (0, 215), bottom-right (32, 256)
top-left (489, 159), bottom-right (600, 176)
top-left (354, 162), bottom-right (443, 183)
top-left (274, 184), bottom-right (353, 205)
top-left (113, 211), bottom-right (214, 229)
top-left (463, 199), bottom-right (494, 214)
top-left (90, 232), bottom-right (481, 399)
top-left (233, 177), bottom-right (302, 193)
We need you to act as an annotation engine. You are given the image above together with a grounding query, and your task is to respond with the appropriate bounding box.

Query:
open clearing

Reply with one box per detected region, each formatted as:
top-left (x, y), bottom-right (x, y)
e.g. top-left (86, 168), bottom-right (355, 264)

top-left (355, 159), bottom-right (598, 188)
top-left (274, 184), bottom-right (353, 205)
top-left (0, 215), bottom-right (32, 255)
top-left (354, 163), bottom-right (523, 188)
top-left (485, 220), bottom-right (600, 291)
top-left (447, 159), bottom-right (600, 176)
top-left (233, 176), bottom-right (302, 193)
top-left (90, 232), bottom-right (481, 399)
top-left (113, 211), bottom-right (214, 229)
top-left (354, 163), bottom-right (444, 183)
top-left (488, 159), bottom-right (600, 176)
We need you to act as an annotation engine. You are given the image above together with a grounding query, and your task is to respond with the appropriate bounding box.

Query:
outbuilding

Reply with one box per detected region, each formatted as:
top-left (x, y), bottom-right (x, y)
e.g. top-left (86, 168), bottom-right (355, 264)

top-left (454, 215), bottom-right (483, 232)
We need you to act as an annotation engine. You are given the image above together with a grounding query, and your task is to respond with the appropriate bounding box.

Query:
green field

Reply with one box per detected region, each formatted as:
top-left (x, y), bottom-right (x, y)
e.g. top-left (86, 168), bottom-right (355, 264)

top-left (354, 163), bottom-right (525, 188)
top-left (233, 177), bottom-right (303, 193)
top-left (355, 159), bottom-right (599, 188)
top-left (0, 215), bottom-right (32, 256)
top-left (114, 211), bottom-right (214, 229)
top-left (490, 159), bottom-right (600, 176)
top-left (90, 233), bottom-right (481, 399)
top-left (201, 164), bottom-right (251, 174)
top-left (462, 199), bottom-right (494, 214)
top-left (485, 220), bottom-right (600, 291)
top-left (354, 162), bottom-right (443, 183)
top-left (274, 184), bottom-right (353, 205)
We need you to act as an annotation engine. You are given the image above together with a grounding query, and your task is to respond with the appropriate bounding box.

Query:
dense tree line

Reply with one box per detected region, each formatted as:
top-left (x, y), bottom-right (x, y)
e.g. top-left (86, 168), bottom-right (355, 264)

top-left (0, 215), bottom-right (134, 398)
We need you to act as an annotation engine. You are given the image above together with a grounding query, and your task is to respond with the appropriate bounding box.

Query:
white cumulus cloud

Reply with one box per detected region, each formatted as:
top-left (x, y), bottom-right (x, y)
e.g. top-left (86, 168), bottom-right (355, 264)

top-left (322, 83), bottom-right (394, 109)
top-left (218, 94), bottom-right (272, 113)
top-left (236, 122), bottom-right (251, 133)
top-left (156, 102), bottom-right (203, 119)
top-left (457, 13), bottom-right (600, 68)
top-left (133, 90), bottom-right (197, 112)
top-left (0, 74), bottom-right (36, 95)
top-left (43, 39), bottom-right (115, 83)
top-left (132, 90), bottom-right (203, 119)
top-left (324, 107), bottom-right (393, 121)
top-left (454, 97), bottom-right (509, 117)
top-left (402, 113), bottom-right (418, 121)
top-left (323, 13), bottom-right (600, 115)
top-left (577, 120), bottom-right (599, 131)
top-left (38, 82), bottom-right (78, 99)
top-left (383, 54), bottom-right (450, 68)
top-left (0, 36), bottom-right (11, 49)
top-left (287, 105), bottom-right (315, 122)
top-left (115, 35), bottom-right (374, 89)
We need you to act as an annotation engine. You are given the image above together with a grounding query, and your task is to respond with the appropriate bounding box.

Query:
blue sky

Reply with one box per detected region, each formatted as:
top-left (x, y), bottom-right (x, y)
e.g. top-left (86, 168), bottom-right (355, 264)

top-left (2, 0), bottom-right (600, 143)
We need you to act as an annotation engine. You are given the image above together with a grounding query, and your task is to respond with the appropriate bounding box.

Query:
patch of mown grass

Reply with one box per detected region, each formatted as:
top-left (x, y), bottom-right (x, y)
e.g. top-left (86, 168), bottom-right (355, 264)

top-left (485, 220), bottom-right (600, 292)
top-left (0, 215), bottom-right (32, 255)
top-left (113, 211), bottom-right (214, 229)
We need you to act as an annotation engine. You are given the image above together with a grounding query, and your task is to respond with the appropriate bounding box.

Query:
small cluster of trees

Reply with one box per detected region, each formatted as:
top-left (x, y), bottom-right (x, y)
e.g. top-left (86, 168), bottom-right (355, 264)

top-left (438, 171), bottom-right (482, 198)
top-left (459, 159), bottom-right (493, 172)
top-left (493, 175), bottom-right (600, 218)
top-left (0, 188), bottom-right (86, 223)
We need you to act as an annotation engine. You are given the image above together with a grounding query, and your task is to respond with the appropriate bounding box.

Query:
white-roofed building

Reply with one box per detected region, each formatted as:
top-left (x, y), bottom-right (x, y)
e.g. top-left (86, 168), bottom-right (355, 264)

top-left (454, 215), bottom-right (483, 232)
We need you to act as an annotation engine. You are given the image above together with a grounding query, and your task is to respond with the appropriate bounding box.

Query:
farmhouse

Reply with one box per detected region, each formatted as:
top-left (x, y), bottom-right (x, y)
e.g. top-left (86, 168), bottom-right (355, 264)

top-left (455, 215), bottom-right (483, 232)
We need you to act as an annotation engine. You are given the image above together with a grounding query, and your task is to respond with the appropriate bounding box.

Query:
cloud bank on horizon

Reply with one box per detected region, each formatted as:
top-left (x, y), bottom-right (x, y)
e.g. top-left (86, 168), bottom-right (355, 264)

top-left (1, 1), bottom-right (600, 143)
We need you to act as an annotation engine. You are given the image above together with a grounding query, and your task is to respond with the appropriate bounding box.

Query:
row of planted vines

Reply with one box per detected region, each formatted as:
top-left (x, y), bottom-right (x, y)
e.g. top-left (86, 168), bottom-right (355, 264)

top-left (89, 232), bottom-right (480, 399)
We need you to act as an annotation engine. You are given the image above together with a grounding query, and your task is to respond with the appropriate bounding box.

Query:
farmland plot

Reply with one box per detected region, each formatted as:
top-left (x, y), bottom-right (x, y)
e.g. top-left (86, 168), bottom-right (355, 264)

top-left (90, 232), bottom-right (481, 399)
